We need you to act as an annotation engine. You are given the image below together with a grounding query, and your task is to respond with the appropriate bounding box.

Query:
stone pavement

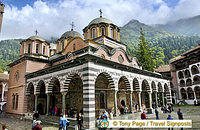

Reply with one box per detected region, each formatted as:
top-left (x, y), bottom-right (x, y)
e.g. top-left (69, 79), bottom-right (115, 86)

top-left (0, 105), bottom-right (199, 130)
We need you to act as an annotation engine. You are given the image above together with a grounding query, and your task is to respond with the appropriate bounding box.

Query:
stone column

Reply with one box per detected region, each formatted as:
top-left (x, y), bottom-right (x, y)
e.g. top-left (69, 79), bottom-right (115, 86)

top-left (137, 91), bottom-right (142, 112)
top-left (82, 63), bottom-right (96, 129)
top-left (35, 94), bottom-right (38, 111)
top-left (162, 93), bottom-right (165, 106)
top-left (46, 93), bottom-right (50, 115)
top-left (62, 92), bottom-right (67, 115)
top-left (155, 92), bottom-right (158, 107)
top-left (114, 90), bottom-right (118, 116)
top-left (129, 91), bottom-right (133, 113)
top-left (1, 83), bottom-right (6, 102)
top-left (148, 92), bottom-right (152, 109)
top-left (194, 91), bottom-right (197, 100)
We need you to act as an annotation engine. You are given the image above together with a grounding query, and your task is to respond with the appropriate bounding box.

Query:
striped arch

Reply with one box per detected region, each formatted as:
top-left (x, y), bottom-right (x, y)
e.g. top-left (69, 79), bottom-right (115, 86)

top-left (142, 79), bottom-right (151, 92)
top-left (164, 83), bottom-right (170, 93)
top-left (48, 77), bottom-right (61, 93)
top-left (118, 76), bottom-right (131, 90)
top-left (95, 72), bottom-right (115, 90)
top-left (151, 81), bottom-right (157, 92)
top-left (64, 72), bottom-right (83, 92)
top-left (133, 78), bottom-right (140, 91)
top-left (157, 82), bottom-right (163, 92)
top-left (26, 82), bottom-right (34, 96)
top-left (36, 80), bottom-right (46, 95)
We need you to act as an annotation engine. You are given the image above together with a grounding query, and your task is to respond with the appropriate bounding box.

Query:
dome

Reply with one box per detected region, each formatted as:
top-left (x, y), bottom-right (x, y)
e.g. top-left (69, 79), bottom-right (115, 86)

top-left (60, 30), bottom-right (82, 39)
top-left (28, 35), bottom-right (45, 42)
top-left (88, 17), bottom-right (114, 26)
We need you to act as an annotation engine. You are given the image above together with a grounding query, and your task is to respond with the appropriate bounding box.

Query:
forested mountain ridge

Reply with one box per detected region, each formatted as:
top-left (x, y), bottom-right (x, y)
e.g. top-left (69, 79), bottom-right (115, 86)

top-left (0, 15), bottom-right (200, 72)
top-left (154, 15), bottom-right (200, 36)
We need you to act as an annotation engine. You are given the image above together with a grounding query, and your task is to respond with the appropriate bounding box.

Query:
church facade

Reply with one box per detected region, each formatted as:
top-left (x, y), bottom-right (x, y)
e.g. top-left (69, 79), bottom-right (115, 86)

top-left (7, 15), bottom-right (172, 129)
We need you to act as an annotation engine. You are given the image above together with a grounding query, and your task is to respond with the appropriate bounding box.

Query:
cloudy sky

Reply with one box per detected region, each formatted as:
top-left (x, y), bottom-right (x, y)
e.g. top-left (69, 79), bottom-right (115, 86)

top-left (1, 0), bottom-right (200, 40)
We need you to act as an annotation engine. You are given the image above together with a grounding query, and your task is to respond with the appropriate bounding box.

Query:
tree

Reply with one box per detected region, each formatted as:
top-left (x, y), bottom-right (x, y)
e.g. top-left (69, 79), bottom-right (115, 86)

top-left (136, 28), bottom-right (155, 71)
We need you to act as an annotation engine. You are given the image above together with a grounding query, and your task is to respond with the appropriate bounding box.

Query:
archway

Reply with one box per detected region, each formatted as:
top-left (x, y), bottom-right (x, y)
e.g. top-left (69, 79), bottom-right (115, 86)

top-left (180, 80), bottom-right (185, 87)
top-left (164, 83), bottom-right (170, 105)
top-left (157, 82), bottom-right (163, 106)
top-left (178, 71), bottom-right (184, 79)
top-left (66, 74), bottom-right (83, 117)
top-left (193, 75), bottom-right (200, 85)
top-left (95, 73), bottom-right (114, 117)
top-left (151, 81), bottom-right (157, 106)
top-left (194, 86), bottom-right (200, 99)
top-left (180, 88), bottom-right (187, 100)
top-left (191, 65), bottom-right (199, 75)
top-left (117, 76), bottom-right (131, 112)
top-left (184, 69), bottom-right (191, 78)
top-left (186, 79), bottom-right (192, 86)
top-left (37, 80), bottom-right (47, 115)
top-left (141, 80), bottom-right (150, 109)
top-left (133, 78), bottom-right (140, 108)
top-left (49, 77), bottom-right (62, 116)
top-left (187, 87), bottom-right (194, 100)
top-left (26, 82), bottom-right (35, 112)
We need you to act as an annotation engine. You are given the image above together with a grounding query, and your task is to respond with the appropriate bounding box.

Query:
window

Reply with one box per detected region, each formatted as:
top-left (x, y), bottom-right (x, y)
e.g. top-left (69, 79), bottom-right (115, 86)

top-left (101, 27), bottom-right (105, 36)
top-left (15, 94), bottom-right (19, 110)
top-left (16, 72), bottom-right (19, 81)
top-left (91, 28), bottom-right (96, 39)
top-left (118, 54), bottom-right (124, 63)
top-left (73, 44), bottom-right (76, 51)
top-left (43, 45), bottom-right (45, 55)
top-left (36, 44), bottom-right (39, 53)
top-left (28, 44), bottom-right (31, 53)
top-left (12, 94), bottom-right (15, 109)
top-left (61, 40), bottom-right (64, 50)
top-left (110, 27), bottom-right (114, 38)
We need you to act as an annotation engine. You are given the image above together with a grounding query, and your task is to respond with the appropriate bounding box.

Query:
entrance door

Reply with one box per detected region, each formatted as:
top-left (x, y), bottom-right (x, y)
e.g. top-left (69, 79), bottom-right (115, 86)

top-left (121, 100), bottom-right (125, 106)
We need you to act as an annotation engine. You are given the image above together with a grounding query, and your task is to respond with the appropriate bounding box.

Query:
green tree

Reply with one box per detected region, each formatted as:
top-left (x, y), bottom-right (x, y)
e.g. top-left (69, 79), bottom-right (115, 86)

top-left (136, 28), bottom-right (155, 71)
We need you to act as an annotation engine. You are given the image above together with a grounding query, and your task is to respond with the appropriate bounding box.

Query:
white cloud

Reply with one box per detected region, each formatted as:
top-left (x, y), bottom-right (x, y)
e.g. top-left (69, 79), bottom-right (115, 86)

top-left (1, 0), bottom-right (200, 40)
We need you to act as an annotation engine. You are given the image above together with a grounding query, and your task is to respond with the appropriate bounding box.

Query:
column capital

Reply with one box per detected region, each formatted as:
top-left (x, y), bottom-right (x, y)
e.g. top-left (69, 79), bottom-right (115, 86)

top-left (61, 92), bottom-right (67, 96)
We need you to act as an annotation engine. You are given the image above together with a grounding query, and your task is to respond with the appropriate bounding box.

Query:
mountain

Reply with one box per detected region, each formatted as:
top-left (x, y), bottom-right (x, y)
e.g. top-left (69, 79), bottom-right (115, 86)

top-left (120, 19), bottom-right (200, 65)
top-left (154, 15), bottom-right (200, 36)
top-left (0, 16), bottom-right (200, 72)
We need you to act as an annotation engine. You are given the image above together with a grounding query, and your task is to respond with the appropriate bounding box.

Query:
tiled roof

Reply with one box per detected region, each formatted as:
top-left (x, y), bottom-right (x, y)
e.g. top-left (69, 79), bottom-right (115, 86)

top-left (155, 65), bottom-right (170, 72)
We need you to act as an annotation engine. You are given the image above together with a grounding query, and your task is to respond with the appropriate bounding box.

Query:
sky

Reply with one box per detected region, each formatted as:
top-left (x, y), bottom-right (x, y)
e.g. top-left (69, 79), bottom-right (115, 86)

top-left (1, 0), bottom-right (200, 40)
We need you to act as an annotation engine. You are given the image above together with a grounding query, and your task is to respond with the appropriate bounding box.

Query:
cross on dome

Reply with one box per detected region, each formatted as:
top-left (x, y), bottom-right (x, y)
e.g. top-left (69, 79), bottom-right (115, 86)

top-left (99, 9), bottom-right (102, 17)
top-left (70, 22), bottom-right (75, 31)
top-left (35, 29), bottom-right (38, 36)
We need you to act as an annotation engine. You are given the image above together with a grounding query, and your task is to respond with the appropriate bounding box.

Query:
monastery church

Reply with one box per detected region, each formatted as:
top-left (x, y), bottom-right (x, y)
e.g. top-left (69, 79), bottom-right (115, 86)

top-left (6, 11), bottom-right (172, 129)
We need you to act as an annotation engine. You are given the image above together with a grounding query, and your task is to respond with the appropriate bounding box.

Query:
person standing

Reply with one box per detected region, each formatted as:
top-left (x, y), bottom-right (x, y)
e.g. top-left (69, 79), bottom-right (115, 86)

top-left (77, 113), bottom-right (83, 130)
top-left (167, 115), bottom-right (173, 130)
top-left (55, 106), bottom-right (58, 116)
top-left (33, 111), bottom-right (39, 120)
top-left (135, 104), bottom-right (138, 112)
top-left (155, 108), bottom-right (159, 119)
top-left (177, 108), bottom-right (184, 130)
top-left (124, 106), bottom-right (128, 115)
top-left (33, 121), bottom-right (42, 130)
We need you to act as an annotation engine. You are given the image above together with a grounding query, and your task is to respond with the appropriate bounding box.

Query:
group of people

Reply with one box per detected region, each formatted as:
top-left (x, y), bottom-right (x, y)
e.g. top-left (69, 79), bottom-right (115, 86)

top-left (161, 104), bottom-right (174, 113)
top-left (119, 105), bottom-right (128, 115)
top-left (49, 106), bottom-right (62, 116)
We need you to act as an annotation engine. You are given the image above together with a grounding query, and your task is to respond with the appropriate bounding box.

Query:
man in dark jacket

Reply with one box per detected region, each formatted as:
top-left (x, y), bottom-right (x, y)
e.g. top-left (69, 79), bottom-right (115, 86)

top-left (155, 109), bottom-right (159, 119)
top-left (177, 108), bottom-right (183, 130)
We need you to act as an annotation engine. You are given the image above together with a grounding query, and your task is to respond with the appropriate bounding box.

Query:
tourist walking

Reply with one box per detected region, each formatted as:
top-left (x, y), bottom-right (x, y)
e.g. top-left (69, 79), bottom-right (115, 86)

top-left (135, 104), bottom-right (138, 112)
top-left (77, 113), bottom-right (83, 130)
top-left (59, 115), bottom-right (69, 130)
top-left (120, 105), bottom-right (124, 115)
top-left (155, 108), bottom-right (159, 119)
top-left (33, 120), bottom-right (42, 130)
top-left (141, 112), bottom-right (147, 119)
top-left (167, 115), bottom-right (173, 130)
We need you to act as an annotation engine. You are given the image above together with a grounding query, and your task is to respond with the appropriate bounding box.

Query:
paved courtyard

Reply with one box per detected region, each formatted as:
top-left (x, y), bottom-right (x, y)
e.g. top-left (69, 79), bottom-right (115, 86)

top-left (0, 105), bottom-right (199, 130)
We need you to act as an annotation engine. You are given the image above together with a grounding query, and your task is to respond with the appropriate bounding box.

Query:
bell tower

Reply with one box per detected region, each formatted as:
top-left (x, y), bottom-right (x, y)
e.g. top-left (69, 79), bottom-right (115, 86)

top-left (0, 1), bottom-right (4, 33)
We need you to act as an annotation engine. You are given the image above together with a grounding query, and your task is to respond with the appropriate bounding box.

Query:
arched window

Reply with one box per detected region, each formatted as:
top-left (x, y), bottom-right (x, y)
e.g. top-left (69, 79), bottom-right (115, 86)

top-left (91, 28), bottom-right (96, 39)
top-left (193, 75), bottom-right (200, 85)
top-left (12, 94), bottom-right (15, 109)
top-left (110, 27), bottom-right (114, 38)
top-left (187, 87), bottom-right (194, 100)
top-left (180, 88), bottom-right (187, 99)
top-left (195, 86), bottom-right (200, 99)
top-left (184, 70), bottom-right (191, 78)
top-left (28, 44), bottom-right (31, 53)
top-left (118, 54), bottom-right (124, 63)
top-left (186, 79), bottom-right (192, 86)
top-left (100, 27), bottom-right (105, 36)
top-left (191, 65), bottom-right (199, 75)
top-left (178, 71), bottom-right (184, 79)
top-left (73, 43), bottom-right (76, 51)
top-left (179, 80), bottom-right (185, 87)
top-left (15, 72), bottom-right (19, 82)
